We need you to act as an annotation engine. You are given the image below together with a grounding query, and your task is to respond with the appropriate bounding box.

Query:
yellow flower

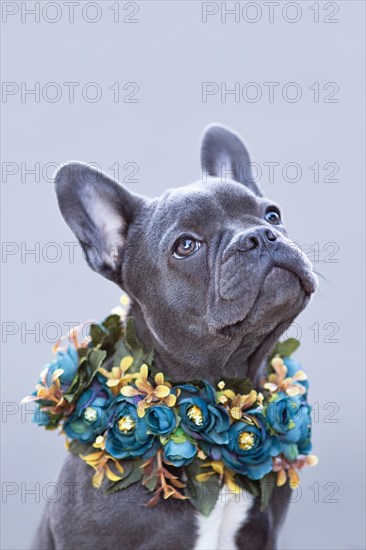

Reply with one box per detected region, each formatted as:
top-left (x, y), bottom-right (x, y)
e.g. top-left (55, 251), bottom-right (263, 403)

top-left (110, 293), bottom-right (131, 320)
top-left (196, 461), bottom-right (224, 482)
top-left (21, 367), bottom-right (73, 416)
top-left (197, 449), bottom-right (207, 460)
top-left (93, 434), bottom-right (107, 450)
top-left (264, 356), bottom-right (307, 396)
top-left (228, 390), bottom-right (258, 421)
top-left (52, 323), bottom-right (89, 354)
top-left (120, 364), bottom-right (178, 417)
top-left (272, 454), bottom-right (318, 489)
top-left (80, 449), bottom-right (124, 488)
top-left (224, 469), bottom-right (241, 494)
top-left (196, 461), bottom-right (240, 494)
top-left (215, 384), bottom-right (259, 422)
top-left (98, 355), bottom-right (138, 396)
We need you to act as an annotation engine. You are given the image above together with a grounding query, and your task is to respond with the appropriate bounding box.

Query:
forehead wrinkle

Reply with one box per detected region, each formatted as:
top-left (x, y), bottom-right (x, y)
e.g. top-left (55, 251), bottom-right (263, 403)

top-left (154, 189), bottom-right (225, 229)
top-left (166, 180), bottom-right (260, 215)
top-left (212, 185), bottom-right (265, 216)
top-left (145, 181), bottom-right (272, 246)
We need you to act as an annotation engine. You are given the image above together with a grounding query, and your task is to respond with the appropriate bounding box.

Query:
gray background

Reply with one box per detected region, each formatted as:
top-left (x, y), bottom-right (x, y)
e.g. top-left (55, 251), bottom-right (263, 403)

top-left (1, 1), bottom-right (365, 549)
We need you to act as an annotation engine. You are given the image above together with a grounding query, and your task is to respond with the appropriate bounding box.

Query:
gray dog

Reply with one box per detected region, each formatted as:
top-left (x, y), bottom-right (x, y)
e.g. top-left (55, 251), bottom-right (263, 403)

top-left (32, 125), bottom-right (317, 550)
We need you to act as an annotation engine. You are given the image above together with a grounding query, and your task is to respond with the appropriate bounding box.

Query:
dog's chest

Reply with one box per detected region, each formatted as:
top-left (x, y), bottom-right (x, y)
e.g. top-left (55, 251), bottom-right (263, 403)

top-left (194, 487), bottom-right (252, 550)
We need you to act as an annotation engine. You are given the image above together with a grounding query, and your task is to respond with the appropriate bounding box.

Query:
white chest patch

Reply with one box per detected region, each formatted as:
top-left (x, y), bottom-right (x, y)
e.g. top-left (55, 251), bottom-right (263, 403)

top-left (194, 487), bottom-right (253, 550)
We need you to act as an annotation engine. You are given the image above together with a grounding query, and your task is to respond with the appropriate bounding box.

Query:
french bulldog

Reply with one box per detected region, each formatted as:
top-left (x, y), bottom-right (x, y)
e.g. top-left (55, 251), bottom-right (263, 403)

top-left (32, 125), bottom-right (317, 550)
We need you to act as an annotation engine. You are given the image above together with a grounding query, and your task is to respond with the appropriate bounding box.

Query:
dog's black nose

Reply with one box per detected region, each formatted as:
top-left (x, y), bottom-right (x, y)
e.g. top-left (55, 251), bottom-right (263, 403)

top-left (265, 229), bottom-right (277, 242)
top-left (238, 227), bottom-right (277, 251)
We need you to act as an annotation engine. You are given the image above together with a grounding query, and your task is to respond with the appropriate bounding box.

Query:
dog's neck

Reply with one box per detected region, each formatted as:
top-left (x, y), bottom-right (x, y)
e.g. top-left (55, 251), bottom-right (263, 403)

top-left (128, 300), bottom-right (285, 386)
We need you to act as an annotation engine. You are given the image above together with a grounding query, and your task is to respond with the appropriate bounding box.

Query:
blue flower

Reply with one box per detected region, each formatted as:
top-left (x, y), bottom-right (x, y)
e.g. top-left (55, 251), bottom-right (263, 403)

top-left (63, 380), bottom-right (110, 443)
top-left (178, 381), bottom-right (230, 445)
top-left (105, 396), bottom-right (155, 459)
top-left (45, 345), bottom-right (79, 390)
top-left (221, 410), bottom-right (281, 480)
top-left (32, 403), bottom-right (52, 426)
top-left (266, 392), bottom-right (312, 460)
top-left (266, 393), bottom-right (310, 442)
top-left (145, 405), bottom-right (177, 437)
top-left (163, 437), bottom-right (197, 467)
top-left (298, 420), bottom-right (312, 455)
top-left (298, 430), bottom-right (312, 455)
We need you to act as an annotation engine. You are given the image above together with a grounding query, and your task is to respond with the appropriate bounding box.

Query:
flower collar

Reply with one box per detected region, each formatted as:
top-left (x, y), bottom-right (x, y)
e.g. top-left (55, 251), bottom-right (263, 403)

top-left (22, 299), bottom-right (317, 516)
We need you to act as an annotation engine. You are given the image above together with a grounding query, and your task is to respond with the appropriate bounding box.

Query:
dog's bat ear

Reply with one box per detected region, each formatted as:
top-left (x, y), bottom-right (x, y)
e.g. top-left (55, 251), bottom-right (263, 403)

top-left (54, 162), bottom-right (146, 284)
top-left (201, 124), bottom-right (262, 196)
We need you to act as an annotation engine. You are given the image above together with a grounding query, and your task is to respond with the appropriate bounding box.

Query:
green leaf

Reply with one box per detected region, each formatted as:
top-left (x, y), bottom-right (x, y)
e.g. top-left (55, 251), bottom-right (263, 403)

top-left (169, 427), bottom-right (188, 444)
top-left (273, 338), bottom-right (300, 358)
top-left (105, 459), bottom-right (143, 494)
top-left (113, 339), bottom-right (132, 368)
top-left (101, 315), bottom-right (123, 351)
top-left (90, 323), bottom-right (107, 346)
top-left (185, 460), bottom-right (221, 517)
top-left (39, 411), bottom-right (62, 430)
top-left (222, 377), bottom-right (253, 395)
top-left (63, 393), bottom-right (75, 403)
top-left (284, 443), bottom-right (299, 461)
top-left (142, 460), bottom-right (158, 492)
top-left (259, 472), bottom-right (276, 511)
top-left (44, 419), bottom-right (61, 430)
top-left (87, 348), bottom-right (107, 374)
top-left (68, 440), bottom-right (95, 457)
top-left (143, 473), bottom-right (158, 492)
top-left (112, 317), bottom-right (154, 374)
top-left (89, 315), bottom-right (122, 353)
top-left (66, 349), bottom-right (107, 405)
top-left (144, 349), bottom-right (155, 369)
top-left (124, 317), bottom-right (141, 354)
top-left (66, 357), bottom-right (86, 394)
top-left (235, 474), bottom-right (260, 497)
top-left (77, 347), bottom-right (88, 360)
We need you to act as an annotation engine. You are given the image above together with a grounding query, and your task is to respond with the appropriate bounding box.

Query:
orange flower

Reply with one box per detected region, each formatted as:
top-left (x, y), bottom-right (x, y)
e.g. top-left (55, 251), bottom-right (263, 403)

top-left (216, 381), bottom-right (260, 423)
top-left (121, 364), bottom-right (178, 417)
top-left (264, 356), bottom-right (307, 396)
top-left (21, 368), bottom-right (73, 416)
top-left (272, 454), bottom-right (318, 489)
top-left (80, 449), bottom-right (124, 488)
top-left (52, 323), bottom-right (89, 354)
top-left (228, 390), bottom-right (259, 421)
top-left (98, 355), bottom-right (139, 396)
top-left (196, 461), bottom-right (241, 495)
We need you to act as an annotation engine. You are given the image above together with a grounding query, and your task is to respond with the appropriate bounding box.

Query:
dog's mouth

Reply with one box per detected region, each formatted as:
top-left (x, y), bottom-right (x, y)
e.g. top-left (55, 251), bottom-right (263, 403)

top-left (264, 265), bottom-right (317, 298)
top-left (273, 260), bottom-right (318, 295)
top-left (217, 264), bottom-right (316, 337)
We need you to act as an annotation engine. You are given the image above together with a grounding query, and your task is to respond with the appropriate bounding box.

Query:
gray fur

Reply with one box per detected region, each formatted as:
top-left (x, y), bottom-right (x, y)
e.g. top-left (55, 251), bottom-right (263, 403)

top-left (32, 124), bottom-right (317, 549)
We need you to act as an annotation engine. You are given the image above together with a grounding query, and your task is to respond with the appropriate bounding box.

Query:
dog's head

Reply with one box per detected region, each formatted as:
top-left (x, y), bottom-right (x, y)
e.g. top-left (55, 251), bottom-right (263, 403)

top-left (55, 125), bottom-right (317, 380)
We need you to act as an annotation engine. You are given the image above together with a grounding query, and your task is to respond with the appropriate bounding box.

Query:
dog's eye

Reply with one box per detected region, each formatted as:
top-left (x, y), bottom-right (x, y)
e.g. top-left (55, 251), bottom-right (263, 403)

top-left (265, 209), bottom-right (281, 225)
top-left (173, 237), bottom-right (202, 259)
